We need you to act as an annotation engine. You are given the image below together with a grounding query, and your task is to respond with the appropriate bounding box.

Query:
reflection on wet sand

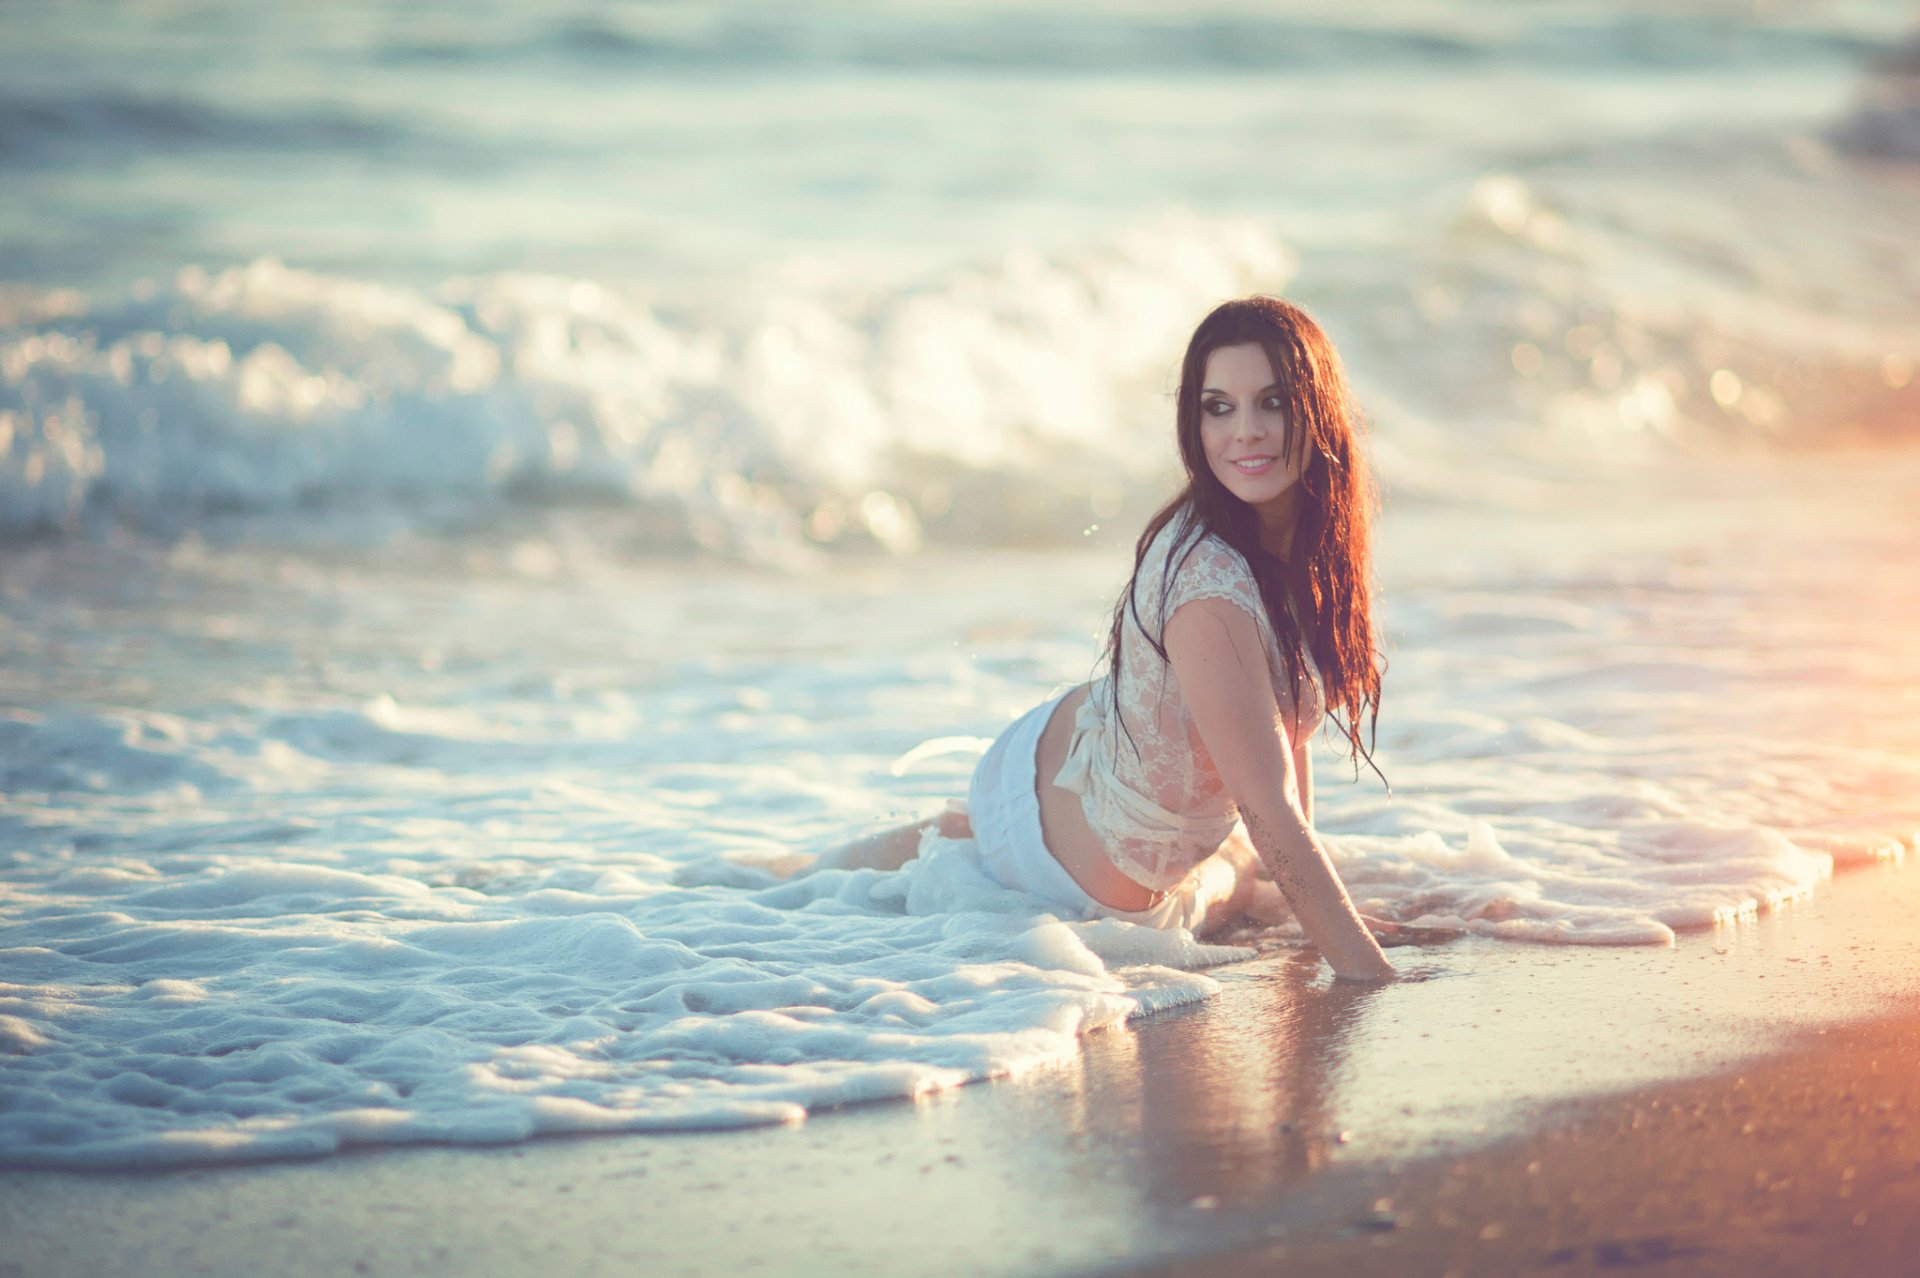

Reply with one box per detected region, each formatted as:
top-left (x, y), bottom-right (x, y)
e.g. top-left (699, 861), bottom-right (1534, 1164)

top-left (1074, 953), bottom-right (1385, 1209)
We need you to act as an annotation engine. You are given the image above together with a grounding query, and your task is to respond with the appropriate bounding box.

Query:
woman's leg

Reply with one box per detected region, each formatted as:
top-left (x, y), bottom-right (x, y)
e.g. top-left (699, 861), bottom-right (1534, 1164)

top-left (1206, 825), bottom-right (1460, 945)
top-left (1176, 824), bottom-right (1290, 938)
top-left (812, 808), bottom-right (972, 873)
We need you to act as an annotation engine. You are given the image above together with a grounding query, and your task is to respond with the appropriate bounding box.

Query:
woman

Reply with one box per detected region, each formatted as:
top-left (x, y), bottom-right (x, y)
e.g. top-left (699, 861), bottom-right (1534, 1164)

top-left (826, 296), bottom-right (1395, 983)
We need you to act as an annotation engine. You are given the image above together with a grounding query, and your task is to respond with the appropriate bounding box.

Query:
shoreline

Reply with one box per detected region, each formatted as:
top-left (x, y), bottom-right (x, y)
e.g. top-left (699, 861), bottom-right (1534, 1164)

top-left (1132, 1008), bottom-right (1920, 1278)
top-left (3, 857), bottom-right (1918, 1277)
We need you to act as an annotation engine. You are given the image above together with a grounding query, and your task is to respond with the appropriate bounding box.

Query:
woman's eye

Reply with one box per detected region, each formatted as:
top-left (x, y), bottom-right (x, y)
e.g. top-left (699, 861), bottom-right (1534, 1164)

top-left (1262, 395), bottom-right (1285, 411)
top-left (1203, 400), bottom-right (1232, 416)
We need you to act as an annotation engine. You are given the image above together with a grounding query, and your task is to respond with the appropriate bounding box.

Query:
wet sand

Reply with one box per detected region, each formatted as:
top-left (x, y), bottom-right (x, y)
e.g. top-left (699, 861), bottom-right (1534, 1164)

top-left (1134, 1009), bottom-right (1920, 1278)
top-left (3, 857), bottom-right (1917, 1278)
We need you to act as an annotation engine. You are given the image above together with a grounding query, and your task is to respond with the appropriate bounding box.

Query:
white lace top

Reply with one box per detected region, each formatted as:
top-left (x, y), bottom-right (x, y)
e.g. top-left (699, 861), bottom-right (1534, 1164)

top-left (1054, 508), bottom-right (1325, 891)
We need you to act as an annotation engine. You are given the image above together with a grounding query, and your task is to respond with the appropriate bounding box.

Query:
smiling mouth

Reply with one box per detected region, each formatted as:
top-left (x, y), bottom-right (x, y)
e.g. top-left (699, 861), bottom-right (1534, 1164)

top-left (1230, 456), bottom-right (1277, 473)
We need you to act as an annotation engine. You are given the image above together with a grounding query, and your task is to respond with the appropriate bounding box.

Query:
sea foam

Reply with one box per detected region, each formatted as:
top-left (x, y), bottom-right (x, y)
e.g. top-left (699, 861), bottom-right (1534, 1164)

top-left (0, 844), bottom-right (1232, 1169)
top-left (3, 489), bottom-right (1917, 1170)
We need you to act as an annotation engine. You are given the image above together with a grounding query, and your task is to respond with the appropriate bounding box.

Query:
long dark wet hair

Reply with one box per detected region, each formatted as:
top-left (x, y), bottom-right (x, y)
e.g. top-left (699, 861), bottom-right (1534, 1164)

top-left (1105, 295), bottom-right (1385, 777)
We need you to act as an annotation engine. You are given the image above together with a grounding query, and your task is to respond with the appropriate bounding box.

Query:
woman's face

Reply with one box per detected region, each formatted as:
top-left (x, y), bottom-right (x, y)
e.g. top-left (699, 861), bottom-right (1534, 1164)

top-left (1198, 342), bottom-right (1304, 516)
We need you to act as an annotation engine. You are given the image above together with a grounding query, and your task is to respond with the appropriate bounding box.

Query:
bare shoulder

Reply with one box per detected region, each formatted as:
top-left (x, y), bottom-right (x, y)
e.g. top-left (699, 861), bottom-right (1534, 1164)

top-left (1164, 595), bottom-right (1270, 676)
top-left (1166, 593), bottom-right (1301, 723)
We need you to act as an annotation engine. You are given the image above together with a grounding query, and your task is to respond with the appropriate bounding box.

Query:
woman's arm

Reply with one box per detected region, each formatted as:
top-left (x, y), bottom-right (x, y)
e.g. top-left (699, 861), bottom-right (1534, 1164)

top-left (1294, 734), bottom-right (1313, 826)
top-left (1166, 599), bottom-right (1392, 982)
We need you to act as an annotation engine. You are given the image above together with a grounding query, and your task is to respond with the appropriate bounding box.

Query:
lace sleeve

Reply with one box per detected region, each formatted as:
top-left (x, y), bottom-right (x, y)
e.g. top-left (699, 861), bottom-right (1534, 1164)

top-left (1160, 532), bottom-right (1267, 638)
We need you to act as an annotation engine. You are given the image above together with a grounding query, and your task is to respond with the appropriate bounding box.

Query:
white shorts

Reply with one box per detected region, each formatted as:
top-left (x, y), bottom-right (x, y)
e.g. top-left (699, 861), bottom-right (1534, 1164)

top-left (964, 691), bottom-right (1231, 935)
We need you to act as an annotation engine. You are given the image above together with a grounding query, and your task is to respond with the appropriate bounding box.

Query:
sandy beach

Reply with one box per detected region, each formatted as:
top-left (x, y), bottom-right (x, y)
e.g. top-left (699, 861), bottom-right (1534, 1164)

top-left (5, 5), bottom-right (1919, 1275)
top-left (5, 852), bottom-right (1916, 1278)
top-left (1138, 1014), bottom-right (1920, 1278)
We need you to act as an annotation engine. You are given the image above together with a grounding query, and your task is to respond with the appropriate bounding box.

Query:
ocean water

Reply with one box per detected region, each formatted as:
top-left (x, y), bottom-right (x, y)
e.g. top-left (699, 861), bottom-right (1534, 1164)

top-left (2, 0), bottom-right (1918, 1169)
